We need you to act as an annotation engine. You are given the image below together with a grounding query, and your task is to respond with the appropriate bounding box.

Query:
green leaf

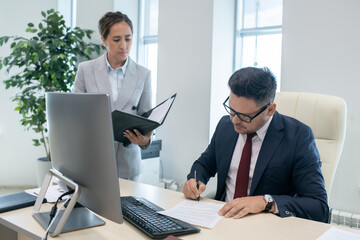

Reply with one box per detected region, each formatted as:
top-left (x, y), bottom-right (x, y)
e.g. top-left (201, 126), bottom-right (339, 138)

top-left (32, 52), bottom-right (39, 62)
top-left (41, 11), bottom-right (46, 17)
top-left (28, 23), bottom-right (34, 27)
top-left (0, 36), bottom-right (10, 45)
top-left (33, 139), bottom-right (41, 146)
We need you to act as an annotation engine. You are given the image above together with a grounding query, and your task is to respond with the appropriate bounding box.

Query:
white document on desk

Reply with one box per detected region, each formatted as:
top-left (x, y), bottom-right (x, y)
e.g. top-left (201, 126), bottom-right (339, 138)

top-left (158, 199), bottom-right (224, 229)
top-left (317, 227), bottom-right (360, 240)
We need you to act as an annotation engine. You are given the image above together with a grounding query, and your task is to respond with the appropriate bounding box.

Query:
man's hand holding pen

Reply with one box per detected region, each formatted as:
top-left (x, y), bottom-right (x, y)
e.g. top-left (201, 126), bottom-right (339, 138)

top-left (183, 172), bottom-right (206, 201)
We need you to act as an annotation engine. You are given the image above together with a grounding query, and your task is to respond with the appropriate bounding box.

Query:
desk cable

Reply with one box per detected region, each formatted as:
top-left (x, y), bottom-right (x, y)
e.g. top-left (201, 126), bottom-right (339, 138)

top-left (42, 190), bottom-right (74, 240)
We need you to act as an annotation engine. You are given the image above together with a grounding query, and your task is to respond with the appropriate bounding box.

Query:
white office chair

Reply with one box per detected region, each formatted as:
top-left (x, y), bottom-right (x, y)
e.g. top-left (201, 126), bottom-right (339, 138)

top-left (274, 92), bottom-right (347, 199)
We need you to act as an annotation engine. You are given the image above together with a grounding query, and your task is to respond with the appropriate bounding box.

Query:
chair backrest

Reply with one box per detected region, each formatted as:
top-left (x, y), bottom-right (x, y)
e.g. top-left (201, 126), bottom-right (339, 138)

top-left (274, 92), bottom-right (347, 198)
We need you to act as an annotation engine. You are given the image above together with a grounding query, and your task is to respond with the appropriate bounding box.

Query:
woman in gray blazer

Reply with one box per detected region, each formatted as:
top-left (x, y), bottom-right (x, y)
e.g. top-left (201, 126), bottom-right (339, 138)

top-left (74, 11), bottom-right (152, 180)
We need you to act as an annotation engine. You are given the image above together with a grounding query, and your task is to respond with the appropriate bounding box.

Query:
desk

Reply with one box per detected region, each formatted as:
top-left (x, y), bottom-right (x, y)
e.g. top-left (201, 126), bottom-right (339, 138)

top-left (1, 179), bottom-right (359, 240)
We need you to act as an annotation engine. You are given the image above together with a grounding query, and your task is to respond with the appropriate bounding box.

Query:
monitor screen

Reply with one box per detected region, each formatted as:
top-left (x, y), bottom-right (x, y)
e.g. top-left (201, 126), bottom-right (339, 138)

top-left (46, 92), bottom-right (123, 224)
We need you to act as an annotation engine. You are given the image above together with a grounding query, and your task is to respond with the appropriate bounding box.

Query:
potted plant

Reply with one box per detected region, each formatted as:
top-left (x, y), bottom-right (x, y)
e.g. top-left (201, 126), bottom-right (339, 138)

top-left (0, 9), bottom-right (105, 184)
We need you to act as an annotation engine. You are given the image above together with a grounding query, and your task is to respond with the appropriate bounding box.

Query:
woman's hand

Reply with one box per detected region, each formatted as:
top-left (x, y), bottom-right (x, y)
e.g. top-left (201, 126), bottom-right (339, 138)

top-left (123, 129), bottom-right (152, 147)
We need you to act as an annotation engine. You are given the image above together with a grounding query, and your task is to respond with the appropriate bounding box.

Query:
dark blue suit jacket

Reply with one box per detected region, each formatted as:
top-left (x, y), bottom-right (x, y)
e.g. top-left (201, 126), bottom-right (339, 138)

top-left (188, 111), bottom-right (329, 222)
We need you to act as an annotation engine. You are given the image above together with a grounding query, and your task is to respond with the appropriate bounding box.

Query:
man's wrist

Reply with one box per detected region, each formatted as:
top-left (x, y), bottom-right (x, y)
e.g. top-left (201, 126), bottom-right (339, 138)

top-left (263, 194), bottom-right (275, 212)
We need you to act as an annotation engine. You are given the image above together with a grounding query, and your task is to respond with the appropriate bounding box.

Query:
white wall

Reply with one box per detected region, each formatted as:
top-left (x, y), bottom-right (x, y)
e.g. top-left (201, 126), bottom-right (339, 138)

top-left (209, 0), bottom-right (236, 137)
top-left (156, 0), bottom-right (235, 193)
top-left (76, 0), bottom-right (114, 46)
top-left (0, 0), bottom-right (58, 186)
top-left (155, 0), bottom-right (214, 186)
top-left (281, 0), bottom-right (360, 213)
top-left (207, 0), bottom-right (236, 193)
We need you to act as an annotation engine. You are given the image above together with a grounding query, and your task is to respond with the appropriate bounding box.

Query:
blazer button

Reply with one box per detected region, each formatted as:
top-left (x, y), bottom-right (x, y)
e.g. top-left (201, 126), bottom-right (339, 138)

top-left (285, 210), bottom-right (290, 215)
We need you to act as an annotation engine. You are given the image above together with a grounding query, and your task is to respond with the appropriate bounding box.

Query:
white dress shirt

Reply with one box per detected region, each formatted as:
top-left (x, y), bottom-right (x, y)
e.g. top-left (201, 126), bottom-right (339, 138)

top-left (105, 55), bottom-right (129, 102)
top-left (225, 116), bottom-right (273, 202)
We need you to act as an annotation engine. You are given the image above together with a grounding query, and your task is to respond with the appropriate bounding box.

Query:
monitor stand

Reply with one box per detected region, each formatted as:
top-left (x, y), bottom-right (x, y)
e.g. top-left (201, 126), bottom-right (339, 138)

top-left (32, 169), bottom-right (105, 237)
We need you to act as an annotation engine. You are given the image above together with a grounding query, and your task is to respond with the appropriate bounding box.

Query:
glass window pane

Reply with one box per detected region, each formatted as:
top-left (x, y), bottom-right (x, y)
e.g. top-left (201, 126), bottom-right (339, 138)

top-left (236, 0), bottom-right (283, 90)
top-left (241, 36), bottom-right (257, 67)
top-left (243, 0), bottom-right (283, 28)
top-left (239, 34), bottom-right (282, 90)
top-left (243, 0), bottom-right (257, 28)
top-left (140, 0), bottom-right (159, 105)
top-left (144, 43), bottom-right (158, 106)
top-left (144, 0), bottom-right (159, 36)
top-left (256, 34), bottom-right (282, 90)
top-left (258, 0), bottom-right (283, 27)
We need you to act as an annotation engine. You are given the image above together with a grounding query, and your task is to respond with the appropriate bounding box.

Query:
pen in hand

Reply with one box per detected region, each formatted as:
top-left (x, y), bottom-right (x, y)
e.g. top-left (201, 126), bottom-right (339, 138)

top-left (195, 170), bottom-right (200, 201)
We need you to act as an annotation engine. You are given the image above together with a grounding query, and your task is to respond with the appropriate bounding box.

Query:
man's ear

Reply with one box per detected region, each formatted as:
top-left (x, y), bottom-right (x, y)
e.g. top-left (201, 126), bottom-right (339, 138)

top-left (268, 103), bottom-right (276, 116)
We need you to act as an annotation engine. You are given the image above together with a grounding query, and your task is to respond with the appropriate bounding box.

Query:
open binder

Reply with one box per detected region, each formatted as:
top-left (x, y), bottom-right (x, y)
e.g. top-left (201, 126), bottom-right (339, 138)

top-left (112, 93), bottom-right (176, 146)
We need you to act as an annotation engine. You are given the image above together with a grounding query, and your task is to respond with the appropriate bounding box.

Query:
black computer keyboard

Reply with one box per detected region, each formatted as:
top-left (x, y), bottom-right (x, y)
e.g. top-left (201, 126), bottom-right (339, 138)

top-left (120, 196), bottom-right (200, 239)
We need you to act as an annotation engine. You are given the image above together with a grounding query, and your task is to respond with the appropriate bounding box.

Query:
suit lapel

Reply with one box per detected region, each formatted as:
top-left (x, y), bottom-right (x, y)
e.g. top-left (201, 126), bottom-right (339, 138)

top-left (115, 58), bottom-right (139, 110)
top-left (222, 129), bottom-right (239, 178)
top-left (94, 54), bottom-right (114, 106)
top-left (250, 112), bottom-right (284, 195)
top-left (216, 119), bottom-right (239, 199)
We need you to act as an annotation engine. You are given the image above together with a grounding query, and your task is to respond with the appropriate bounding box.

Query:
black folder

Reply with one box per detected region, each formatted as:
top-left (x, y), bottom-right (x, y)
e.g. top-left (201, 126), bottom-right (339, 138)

top-left (112, 94), bottom-right (176, 146)
top-left (0, 192), bottom-right (47, 213)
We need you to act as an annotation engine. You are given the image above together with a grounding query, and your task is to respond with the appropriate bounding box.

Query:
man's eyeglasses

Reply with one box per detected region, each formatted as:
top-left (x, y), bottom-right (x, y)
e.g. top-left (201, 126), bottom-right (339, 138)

top-left (223, 96), bottom-right (270, 123)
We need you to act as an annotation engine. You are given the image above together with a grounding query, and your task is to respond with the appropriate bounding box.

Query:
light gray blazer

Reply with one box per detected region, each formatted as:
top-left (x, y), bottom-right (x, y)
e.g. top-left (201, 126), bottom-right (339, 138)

top-left (74, 54), bottom-right (152, 178)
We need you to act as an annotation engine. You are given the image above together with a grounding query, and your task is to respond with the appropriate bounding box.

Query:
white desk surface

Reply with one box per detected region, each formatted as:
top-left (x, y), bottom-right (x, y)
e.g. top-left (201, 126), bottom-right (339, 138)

top-left (1, 179), bottom-right (359, 240)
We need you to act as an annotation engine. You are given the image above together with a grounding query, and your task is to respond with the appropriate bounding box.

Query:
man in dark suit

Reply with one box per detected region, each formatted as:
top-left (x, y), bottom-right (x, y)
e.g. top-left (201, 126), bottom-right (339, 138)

top-left (183, 67), bottom-right (329, 222)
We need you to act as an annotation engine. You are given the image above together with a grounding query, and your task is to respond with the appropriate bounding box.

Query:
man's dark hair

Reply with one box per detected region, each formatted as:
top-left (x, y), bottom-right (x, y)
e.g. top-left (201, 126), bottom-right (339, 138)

top-left (228, 67), bottom-right (277, 106)
top-left (98, 11), bottom-right (133, 39)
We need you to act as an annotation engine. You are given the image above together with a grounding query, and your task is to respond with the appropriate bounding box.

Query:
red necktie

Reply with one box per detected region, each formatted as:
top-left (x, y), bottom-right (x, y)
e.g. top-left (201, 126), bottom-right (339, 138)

top-left (234, 132), bottom-right (256, 199)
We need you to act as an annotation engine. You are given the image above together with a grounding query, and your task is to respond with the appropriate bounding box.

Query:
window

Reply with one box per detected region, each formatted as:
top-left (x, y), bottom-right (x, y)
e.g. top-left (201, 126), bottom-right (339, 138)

top-left (234, 0), bottom-right (283, 89)
top-left (138, 0), bottom-right (159, 106)
top-left (57, 0), bottom-right (77, 29)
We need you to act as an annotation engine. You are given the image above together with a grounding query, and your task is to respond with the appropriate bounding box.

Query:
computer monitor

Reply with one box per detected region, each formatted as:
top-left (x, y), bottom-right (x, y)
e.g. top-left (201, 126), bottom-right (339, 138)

top-left (33, 92), bottom-right (123, 235)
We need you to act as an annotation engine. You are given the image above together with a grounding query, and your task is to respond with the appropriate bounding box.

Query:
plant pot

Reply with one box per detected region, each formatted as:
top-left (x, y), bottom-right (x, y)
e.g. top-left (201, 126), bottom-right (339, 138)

top-left (36, 157), bottom-right (52, 187)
